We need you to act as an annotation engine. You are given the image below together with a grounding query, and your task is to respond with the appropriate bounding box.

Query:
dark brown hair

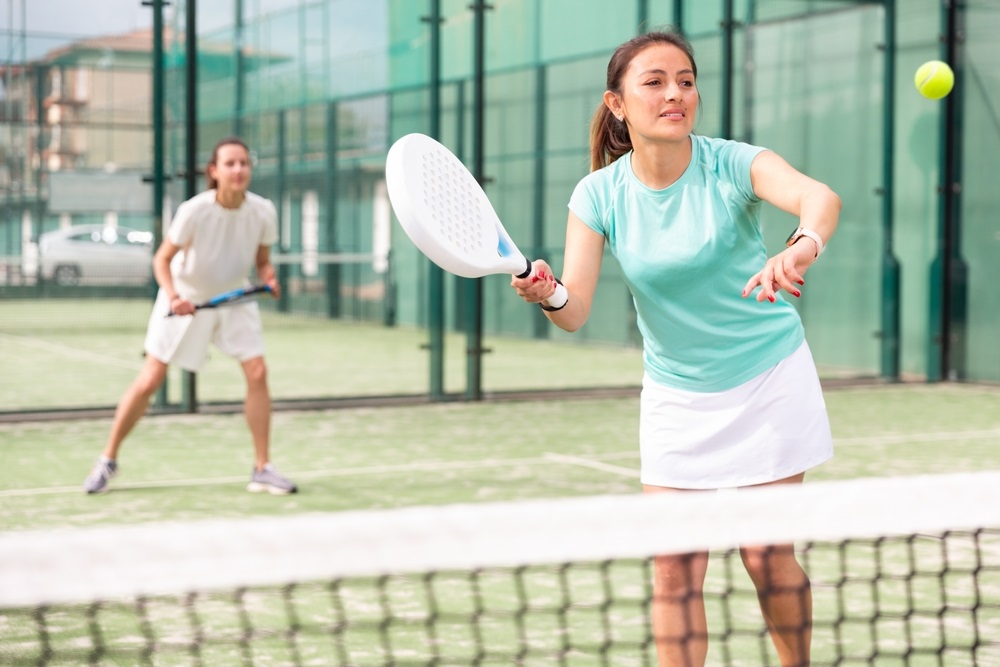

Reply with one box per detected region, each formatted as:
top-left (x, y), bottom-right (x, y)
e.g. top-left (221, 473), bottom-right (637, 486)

top-left (206, 136), bottom-right (251, 190)
top-left (589, 29), bottom-right (698, 171)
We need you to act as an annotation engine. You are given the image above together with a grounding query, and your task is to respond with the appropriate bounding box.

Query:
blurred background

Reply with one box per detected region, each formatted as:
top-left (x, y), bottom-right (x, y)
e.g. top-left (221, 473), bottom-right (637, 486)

top-left (0, 0), bottom-right (997, 417)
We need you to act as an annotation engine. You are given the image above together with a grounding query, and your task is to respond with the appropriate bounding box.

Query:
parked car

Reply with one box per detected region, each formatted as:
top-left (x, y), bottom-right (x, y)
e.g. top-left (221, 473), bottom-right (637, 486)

top-left (38, 224), bottom-right (154, 286)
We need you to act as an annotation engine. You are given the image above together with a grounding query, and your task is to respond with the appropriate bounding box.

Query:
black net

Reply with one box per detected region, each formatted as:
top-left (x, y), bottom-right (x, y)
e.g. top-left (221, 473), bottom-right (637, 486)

top-left (2, 475), bottom-right (999, 666)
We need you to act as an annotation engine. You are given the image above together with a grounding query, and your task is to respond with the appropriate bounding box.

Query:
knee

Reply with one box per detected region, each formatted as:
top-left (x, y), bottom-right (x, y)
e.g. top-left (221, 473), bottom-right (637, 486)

top-left (132, 365), bottom-right (166, 398)
top-left (243, 358), bottom-right (268, 388)
top-left (741, 546), bottom-right (805, 589)
top-left (653, 554), bottom-right (706, 596)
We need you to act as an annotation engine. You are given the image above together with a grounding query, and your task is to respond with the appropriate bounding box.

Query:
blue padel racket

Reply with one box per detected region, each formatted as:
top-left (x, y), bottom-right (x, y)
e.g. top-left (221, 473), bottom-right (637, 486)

top-left (385, 133), bottom-right (568, 309)
top-left (166, 284), bottom-right (272, 317)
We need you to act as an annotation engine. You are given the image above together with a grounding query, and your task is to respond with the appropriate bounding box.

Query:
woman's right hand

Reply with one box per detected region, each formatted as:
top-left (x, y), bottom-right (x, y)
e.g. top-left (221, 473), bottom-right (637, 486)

top-left (511, 259), bottom-right (559, 304)
top-left (169, 295), bottom-right (195, 316)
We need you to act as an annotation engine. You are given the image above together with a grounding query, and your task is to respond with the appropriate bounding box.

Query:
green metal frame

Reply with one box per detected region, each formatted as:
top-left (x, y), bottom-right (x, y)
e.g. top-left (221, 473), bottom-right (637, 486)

top-left (927, 0), bottom-right (967, 382)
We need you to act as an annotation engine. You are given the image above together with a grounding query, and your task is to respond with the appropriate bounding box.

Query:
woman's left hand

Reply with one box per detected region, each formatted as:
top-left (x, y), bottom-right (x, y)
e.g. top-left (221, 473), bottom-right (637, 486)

top-left (741, 238), bottom-right (817, 303)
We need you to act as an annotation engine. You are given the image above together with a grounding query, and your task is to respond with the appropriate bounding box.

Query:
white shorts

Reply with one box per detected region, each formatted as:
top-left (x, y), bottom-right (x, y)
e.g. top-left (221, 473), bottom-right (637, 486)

top-left (639, 340), bottom-right (833, 489)
top-left (144, 290), bottom-right (266, 372)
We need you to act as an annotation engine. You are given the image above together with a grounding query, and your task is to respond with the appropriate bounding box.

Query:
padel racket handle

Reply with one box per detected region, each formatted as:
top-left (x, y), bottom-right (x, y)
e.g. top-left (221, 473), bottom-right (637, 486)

top-left (523, 263), bottom-right (569, 310)
top-left (545, 282), bottom-right (569, 309)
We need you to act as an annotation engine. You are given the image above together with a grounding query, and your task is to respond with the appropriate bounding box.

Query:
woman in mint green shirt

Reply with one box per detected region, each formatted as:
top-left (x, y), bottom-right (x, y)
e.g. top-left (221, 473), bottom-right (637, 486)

top-left (513, 30), bottom-right (840, 667)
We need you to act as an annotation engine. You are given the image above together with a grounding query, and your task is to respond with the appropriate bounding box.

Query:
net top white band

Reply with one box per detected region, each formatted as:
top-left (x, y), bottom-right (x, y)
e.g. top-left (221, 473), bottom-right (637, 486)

top-left (2, 470), bottom-right (999, 608)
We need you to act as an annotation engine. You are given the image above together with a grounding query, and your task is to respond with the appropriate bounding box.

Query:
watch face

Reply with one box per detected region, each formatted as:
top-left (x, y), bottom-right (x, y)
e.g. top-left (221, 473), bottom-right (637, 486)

top-left (785, 229), bottom-right (801, 247)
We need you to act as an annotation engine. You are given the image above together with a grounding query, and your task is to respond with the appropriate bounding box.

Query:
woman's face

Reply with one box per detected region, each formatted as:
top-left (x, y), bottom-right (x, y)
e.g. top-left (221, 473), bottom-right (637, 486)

top-left (210, 144), bottom-right (252, 193)
top-left (613, 43), bottom-right (698, 145)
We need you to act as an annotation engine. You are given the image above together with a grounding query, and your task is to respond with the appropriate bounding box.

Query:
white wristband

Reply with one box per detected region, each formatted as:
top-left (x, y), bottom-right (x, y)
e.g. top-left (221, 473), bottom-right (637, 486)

top-left (787, 227), bottom-right (824, 258)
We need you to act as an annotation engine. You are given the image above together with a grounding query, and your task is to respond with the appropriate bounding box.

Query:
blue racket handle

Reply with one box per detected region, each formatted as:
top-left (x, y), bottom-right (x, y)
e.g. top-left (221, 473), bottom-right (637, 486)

top-left (167, 285), bottom-right (272, 317)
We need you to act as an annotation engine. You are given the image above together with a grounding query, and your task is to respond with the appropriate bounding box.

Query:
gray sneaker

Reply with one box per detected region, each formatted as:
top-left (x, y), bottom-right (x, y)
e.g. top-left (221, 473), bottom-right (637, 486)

top-left (247, 464), bottom-right (297, 495)
top-left (84, 458), bottom-right (118, 494)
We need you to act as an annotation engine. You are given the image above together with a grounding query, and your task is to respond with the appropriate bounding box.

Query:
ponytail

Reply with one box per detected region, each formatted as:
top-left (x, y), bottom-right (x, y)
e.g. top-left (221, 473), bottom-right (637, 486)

top-left (589, 102), bottom-right (633, 171)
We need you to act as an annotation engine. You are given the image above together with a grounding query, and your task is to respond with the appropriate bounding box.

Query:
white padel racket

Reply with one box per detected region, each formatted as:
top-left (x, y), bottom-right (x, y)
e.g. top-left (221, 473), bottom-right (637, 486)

top-left (385, 133), bottom-right (568, 309)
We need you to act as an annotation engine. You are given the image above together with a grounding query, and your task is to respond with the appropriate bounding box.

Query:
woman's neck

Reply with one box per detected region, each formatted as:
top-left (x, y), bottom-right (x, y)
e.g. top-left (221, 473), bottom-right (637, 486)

top-left (215, 189), bottom-right (245, 210)
top-left (629, 135), bottom-right (692, 190)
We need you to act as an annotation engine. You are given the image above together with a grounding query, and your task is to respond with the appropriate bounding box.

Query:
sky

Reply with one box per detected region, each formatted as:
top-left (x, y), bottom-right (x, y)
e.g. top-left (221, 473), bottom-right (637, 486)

top-left (21, 0), bottom-right (153, 37)
top-left (7, 0), bottom-right (314, 60)
top-left (15, 0), bottom-right (312, 36)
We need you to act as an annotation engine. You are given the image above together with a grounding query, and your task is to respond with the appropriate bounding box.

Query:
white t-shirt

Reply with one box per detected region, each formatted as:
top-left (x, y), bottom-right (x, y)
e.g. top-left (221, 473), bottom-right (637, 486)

top-left (167, 190), bottom-right (279, 302)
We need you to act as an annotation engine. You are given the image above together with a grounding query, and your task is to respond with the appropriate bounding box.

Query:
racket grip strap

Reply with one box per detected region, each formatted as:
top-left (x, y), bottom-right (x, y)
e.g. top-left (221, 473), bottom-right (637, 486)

top-left (539, 280), bottom-right (569, 312)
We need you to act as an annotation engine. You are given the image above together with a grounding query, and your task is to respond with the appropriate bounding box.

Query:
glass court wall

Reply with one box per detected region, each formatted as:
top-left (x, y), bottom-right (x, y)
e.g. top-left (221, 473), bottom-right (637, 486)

top-left (1, 0), bottom-right (997, 416)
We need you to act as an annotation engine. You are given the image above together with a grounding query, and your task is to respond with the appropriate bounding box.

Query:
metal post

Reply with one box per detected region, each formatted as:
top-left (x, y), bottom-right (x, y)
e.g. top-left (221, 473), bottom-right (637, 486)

top-left (940, 0), bottom-right (966, 381)
top-left (742, 0), bottom-right (756, 142)
top-left (3, 0), bottom-right (12, 273)
top-left (276, 108), bottom-right (289, 313)
top-left (927, 0), bottom-right (966, 382)
top-left (150, 4), bottom-right (166, 256)
top-left (182, 0), bottom-right (198, 412)
top-left (34, 64), bottom-right (45, 240)
top-left (879, 0), bottom-right (900, 381)
top-left (145, 0), bottom-right (170, 407)
top-left (425, 0), bottom-right (445, 399)
top-left (325, 101), bottom-right (340, 318)
top-left (451, 79), bottom-right (465, 334)
top-left (466, 1), bottom-right (490, 401)
top-left (720, 0), bottom-right (734, 139)
top-left (531, 63), bottom-right (547, 339)
top-left (234, 0), bottom-right (244, 136)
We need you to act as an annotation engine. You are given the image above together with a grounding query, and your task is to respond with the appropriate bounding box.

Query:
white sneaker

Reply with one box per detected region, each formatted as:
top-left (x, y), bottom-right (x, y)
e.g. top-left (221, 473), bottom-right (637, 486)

top-left (84, 458), bottom-right (118, 494)
top-left (247, 464), bottom-right (297, 495)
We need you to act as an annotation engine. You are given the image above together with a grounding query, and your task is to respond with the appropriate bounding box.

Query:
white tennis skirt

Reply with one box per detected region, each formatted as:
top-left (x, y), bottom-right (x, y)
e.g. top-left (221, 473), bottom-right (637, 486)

top-left (639, 340), bottom-right (833, 489)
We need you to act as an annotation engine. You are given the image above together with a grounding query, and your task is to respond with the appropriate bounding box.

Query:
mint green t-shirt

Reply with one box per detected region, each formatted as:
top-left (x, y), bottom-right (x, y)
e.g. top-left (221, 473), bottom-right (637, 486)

top-left (569, 134), bottom-right (804, 392)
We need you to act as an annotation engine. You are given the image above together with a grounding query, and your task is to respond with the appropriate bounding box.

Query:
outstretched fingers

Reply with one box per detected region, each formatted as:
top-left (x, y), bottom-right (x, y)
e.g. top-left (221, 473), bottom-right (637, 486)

top-left (742, 254), bottom-right (805, 303)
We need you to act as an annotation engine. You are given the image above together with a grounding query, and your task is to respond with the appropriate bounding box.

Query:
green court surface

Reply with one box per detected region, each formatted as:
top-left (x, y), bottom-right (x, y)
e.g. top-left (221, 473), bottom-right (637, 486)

top-left (0, 298), bottom-right (647, 412)
top-left (1, 383), bottom-right (998, 666)
top-left (1, 383), bottom-right (997, 531)
top-left (0, 384), bottom-right (1000, 530)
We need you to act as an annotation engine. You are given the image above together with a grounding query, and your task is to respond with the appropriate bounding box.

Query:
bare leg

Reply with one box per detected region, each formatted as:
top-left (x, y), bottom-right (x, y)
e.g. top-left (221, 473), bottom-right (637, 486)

top-left (644, 485), bottom-right (710, 667)
top-left (241, 356), bottom-right (271, 470)
top-left (740, 473), bottom-right (812, 667)
top-left (103, 355), bottom-right (169, 460)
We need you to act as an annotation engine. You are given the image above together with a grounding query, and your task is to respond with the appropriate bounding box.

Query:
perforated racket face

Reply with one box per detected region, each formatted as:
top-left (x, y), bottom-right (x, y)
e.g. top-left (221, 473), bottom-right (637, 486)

top-left (385, 133), bottom-right (528, 278)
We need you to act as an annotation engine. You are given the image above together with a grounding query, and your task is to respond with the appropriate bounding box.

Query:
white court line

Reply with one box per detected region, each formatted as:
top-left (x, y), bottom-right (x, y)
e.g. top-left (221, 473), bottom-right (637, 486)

top-left (0, 332), bottom-right (144, 371)
top-left (544, 452), bottom-right (638, 477)
top-left (586, 428), bottom-right (1000, 459)
top-left (0, 455), bottom-right (577, 497)
top-left (4, 428), bottom-right (998, 498)
top-left (833, 428), bottom-right (1000, 447)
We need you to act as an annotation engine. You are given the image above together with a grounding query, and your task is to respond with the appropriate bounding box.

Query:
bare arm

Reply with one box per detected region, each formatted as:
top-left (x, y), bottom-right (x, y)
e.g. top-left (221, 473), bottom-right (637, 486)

top-left (742, 150), bottom-right (842, 302)
top-left (152, 239), bottom-right (195, 315)
top-left (255, 244), bottom-right (282, 298)
top-left (510, 212), bottom-right (605, 333)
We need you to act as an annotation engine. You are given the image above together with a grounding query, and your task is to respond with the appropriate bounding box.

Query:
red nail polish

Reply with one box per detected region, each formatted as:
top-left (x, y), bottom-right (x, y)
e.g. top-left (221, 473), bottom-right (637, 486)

top-left (793, 290), bottom-right (801, 298)
top-left (768, 296), bottom-right (776, 303)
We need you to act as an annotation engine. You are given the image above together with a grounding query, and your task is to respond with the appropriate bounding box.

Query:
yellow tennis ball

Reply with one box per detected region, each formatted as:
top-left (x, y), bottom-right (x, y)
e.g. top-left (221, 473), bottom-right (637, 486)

top-left (914, 60), bottom-right (954, 99)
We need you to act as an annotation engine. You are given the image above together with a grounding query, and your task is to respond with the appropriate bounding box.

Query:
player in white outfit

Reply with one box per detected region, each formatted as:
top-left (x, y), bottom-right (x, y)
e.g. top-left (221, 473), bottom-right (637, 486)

top-left (84, 137), bottom-right (297, 496)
